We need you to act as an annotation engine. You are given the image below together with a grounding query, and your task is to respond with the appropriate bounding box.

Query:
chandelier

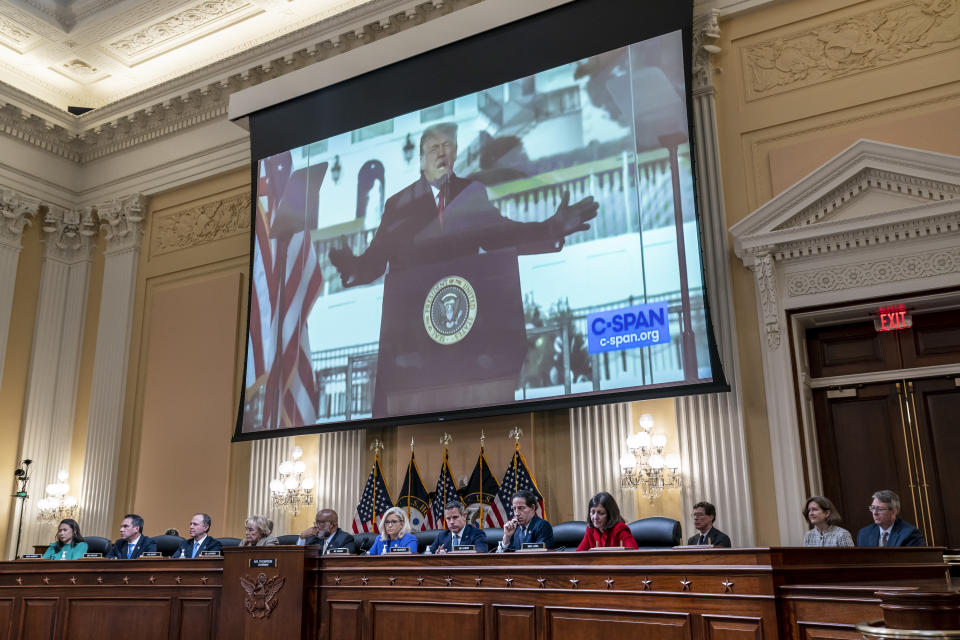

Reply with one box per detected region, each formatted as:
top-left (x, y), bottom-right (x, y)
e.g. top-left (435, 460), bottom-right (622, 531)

top-left (37, 470), bottom-right (79, 522)
top-left (619, 414), bottom-right (681, 502)
top-left (269, 447), bottom-right (314, 516)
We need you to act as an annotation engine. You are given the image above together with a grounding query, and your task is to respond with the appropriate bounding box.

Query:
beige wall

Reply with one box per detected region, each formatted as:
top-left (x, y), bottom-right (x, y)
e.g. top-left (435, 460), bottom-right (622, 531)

top-left (714, 0), bottom-right (960, 543)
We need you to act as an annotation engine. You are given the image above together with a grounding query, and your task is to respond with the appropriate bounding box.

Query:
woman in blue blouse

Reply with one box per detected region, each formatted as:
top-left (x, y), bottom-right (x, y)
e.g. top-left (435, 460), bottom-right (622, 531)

top-left (367, 507), bottom-right (418, 555)
top-left (42, 519), bottom-right (88, 560)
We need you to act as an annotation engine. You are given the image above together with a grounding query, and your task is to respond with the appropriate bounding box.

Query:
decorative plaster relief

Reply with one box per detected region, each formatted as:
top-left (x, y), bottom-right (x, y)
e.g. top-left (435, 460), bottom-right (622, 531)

top-left (750, 250), bottom-right (781, 350)
top-left (693, 9), bottom-right (721, 95)
top-left (0, 16), bottom-right (32, 46)
top-left (108, 0), bottom-right (255, 62)
top-left (152, 192), bottom-right (250, 254)
top-left (786, 246), bottom-right (960, 296)
top-left (742, 0), bottom-right (960, 99)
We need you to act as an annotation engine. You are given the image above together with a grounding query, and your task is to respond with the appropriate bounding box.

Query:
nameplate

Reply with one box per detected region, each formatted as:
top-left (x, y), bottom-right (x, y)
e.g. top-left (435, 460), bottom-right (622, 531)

top-left (388, 547), bottom-right (411, 554)
top-left (673, 544), bottom-right (714, 549)
top-left (249, 558), bottom-right (276, 568)
top-left (590, 546), bottom-right (627, 551)
top-left (19, 554), bottom-right (41, 559)
top-left (328, 547), bottom-right (350, 555)
top-left (83, 553), bottom-right (103, 558)
top-left (140, 552), bottom-right (162, 558)
top-left (519, 542), bottom-right (546, 552)
top-left (198, 551), bottom-right (221, 557)
top-left (451, 545), bottom-right (476, 553)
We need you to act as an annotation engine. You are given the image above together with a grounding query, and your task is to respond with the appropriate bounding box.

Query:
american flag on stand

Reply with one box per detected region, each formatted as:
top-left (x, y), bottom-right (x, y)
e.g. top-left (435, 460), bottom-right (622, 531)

top-left (246, 151), bottom-right (323, 429)
top-left (486, 447), bottom-right (545, 527)
top-left (430, 450), bottom-right (459, 530)
top-left (352, 455), bottom-right (394, 534)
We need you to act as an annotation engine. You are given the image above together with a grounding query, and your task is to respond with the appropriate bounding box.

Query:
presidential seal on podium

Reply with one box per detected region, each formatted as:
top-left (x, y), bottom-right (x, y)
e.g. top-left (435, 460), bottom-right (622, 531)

top-left (423, 275), bottom-right (478, 345)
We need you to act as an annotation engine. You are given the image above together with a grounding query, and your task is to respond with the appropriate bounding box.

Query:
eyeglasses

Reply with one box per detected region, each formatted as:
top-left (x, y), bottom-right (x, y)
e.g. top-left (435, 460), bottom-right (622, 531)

top-left (867, 506), bottom-right (891, 513)
top-left (383, 519), bottom-right (402, 525)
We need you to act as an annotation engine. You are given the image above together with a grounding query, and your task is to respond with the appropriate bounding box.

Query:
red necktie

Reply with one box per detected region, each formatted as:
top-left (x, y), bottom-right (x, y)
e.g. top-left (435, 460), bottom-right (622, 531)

top-left (436, 190), bottom-right (444, 224)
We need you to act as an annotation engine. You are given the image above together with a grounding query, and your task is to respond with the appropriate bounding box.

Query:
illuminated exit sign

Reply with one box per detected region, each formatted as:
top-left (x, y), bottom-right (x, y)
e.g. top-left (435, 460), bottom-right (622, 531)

top-left (874, 305), bottom-right (913, 332)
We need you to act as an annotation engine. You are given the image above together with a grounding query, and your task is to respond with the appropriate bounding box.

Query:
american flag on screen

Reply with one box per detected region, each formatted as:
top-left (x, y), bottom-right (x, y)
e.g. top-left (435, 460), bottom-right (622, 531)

top-left (487, 447), bottom-right (545, 527)
top-left (352, 456), bottom-right (394, 534)
top-left (430, 450), bottom-right (459, 530)
top-left (248, 152), bottom-right (323, 429)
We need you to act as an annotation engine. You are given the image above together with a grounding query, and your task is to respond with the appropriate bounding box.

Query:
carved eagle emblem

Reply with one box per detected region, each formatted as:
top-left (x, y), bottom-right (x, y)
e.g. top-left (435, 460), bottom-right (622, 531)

top-left (240, 572), bottom-right (285, 619)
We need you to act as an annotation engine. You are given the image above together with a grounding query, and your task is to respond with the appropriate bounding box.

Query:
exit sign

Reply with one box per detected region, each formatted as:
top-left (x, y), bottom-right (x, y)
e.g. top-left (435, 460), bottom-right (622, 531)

top-left (874, 305), bottom-right (912, 332)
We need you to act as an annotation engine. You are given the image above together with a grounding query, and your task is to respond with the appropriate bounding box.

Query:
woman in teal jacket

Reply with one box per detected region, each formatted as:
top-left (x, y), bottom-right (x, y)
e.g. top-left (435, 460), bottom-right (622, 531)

top-left (42, 518), bottom-right (88, 560)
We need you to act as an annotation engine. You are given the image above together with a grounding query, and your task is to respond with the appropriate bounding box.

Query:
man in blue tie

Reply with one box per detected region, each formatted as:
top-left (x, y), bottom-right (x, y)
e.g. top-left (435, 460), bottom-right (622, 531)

top-left (856, 490), bottom-right (925, 547)
top-left (427, 501), bottom-right (489, 553)
top-left (501, 490), bottom-right (554, 551)
top-left (174, 513), bottom-right (223, 558)
top-left (106, 514), bottom-right (157, 559)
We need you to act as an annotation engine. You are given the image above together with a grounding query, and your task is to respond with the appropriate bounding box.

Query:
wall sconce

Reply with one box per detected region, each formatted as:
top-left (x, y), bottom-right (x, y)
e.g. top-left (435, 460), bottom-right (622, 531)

top-left (330, 155), bottom-right (342, 184)
top-left (37, 470), bottom-right (79, 522)
top-left (270, 446), bottom-right (314, 516)
top-left (402, 133), bottom-right (415, 164)
top-left (619, 414), bottom-right (681, 502)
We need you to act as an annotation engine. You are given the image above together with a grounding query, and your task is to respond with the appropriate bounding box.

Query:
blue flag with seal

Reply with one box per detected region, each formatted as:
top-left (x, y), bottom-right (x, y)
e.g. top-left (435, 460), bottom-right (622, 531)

top-left (397, 448), bottom-right (431, 531)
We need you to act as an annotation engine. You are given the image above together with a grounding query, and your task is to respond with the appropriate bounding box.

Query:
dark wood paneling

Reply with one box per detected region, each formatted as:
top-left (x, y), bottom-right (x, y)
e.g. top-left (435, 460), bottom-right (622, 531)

top-left (0, 598), bottom-right (12, 640)
top-left (327, 601), bottom-right (362, 640)
top-left (370, 602), bottom-right (484, 640)
top-left (806, 323), bottom-right (899, 378)
top-left (912, 377), bottom-right (960, 548)
top-left (177, 598), bottom-right (215, 640)
top-left (64, 598), bottom-right (171, 640)
top-left (813, 382), bottom-right (915, 533)
top-left (20, 598), bottom-right (57, 640)
top-left (545, 607), bottom-right (691, 640)
top-left (703, 616), bottom-right (763, 640)
top-left (799, 625), bottom-right (862, 640)
top-left (901, 310), bottom-right (960, 368)
top-left (492, 604), bottom-right (535, 640)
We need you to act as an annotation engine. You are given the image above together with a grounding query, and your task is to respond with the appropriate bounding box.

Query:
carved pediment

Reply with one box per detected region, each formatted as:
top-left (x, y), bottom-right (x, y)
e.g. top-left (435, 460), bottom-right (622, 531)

top-left (731, 140), bottom-right (960, 262)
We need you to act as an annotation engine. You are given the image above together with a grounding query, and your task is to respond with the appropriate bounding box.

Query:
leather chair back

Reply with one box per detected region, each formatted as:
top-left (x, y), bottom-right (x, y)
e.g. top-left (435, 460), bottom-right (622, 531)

top-left (628, 517), bottom-right (682, 548)
top-left (552, 521), bottom-right (587, 551)
top-left (83, 536), bottom-right (110, 554)
top-left (414, 529), bottom-right (439, 552)
top-left (483, 527), bottom-right (503, 550)
top-left (218, 537), bottom-right (241, 547)
top-left (152, 534), bottom-right (185, 557)
top-left (354, 532), bottom-right (378, 553)
top-left (276, 534), bottom-right (300, 545)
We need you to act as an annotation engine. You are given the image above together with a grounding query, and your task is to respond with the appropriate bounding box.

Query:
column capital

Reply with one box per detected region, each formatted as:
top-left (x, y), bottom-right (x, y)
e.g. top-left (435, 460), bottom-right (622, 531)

top-left (0, 188), bottom-right (39, 249)
top-left (749, 250), bottom-right (781, 351)
top-left (41, 205), bottom-right (98, 261)
top-left (99, 194), bottom-right (146, 253)
top-left (692, 9), bottom-right (721, 95)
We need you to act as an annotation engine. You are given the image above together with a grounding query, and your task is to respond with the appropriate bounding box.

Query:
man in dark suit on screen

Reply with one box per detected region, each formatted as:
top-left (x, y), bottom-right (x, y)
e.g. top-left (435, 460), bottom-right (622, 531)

top-left (297, 508), bottom-right (357, 554)
top-left (173, 513), bottom-right (223, 558)
top-left (857, 489), bottom-right (925, 547)
top-left (687, 501), bottom-right (732, 547)
top-left (500, 490), bottom-right (554, 551)
top-left (106, 513), bottom-right (157, 559)
top-left (428, 501), bottom-right (489, 553)
top-left (328, 123), bottom-right (598, 418)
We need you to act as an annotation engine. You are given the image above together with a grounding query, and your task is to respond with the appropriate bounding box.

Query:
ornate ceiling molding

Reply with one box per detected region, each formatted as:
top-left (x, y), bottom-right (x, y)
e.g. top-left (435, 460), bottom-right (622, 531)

top-left (99, 193), bottom-right (146, 253)
top-left (741, 0), bottom-right (960, 101)
top-left (41, 204), bottom-right (98, 261)
top-left (0, 0), bottom-right (475, 164)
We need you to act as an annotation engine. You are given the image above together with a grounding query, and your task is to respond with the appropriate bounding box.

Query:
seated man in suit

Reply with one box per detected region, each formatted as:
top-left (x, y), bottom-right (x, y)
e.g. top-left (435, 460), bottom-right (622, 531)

top-left (297, 508), bottom-right (357, 554)
top-left (173, 513), bottom-right (222, 558)
top-left (106, 513), bottom-right (157, 559)
top-left (428, 500), bottom-right (489, 553)
top-left (857, 489), bottom-right (925, 547)
top-left (501, 490), bottom-right (554, 551)
top-left (687, 501), bottom-right (732, 547)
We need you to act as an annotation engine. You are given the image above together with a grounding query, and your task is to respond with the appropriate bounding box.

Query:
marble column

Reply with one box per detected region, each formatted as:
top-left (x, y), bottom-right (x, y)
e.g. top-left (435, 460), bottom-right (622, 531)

top-left (10, 204), bottom-right (97, 556)
top-left (674, 10), bottom-right (755, 546)
top-left (0, 188), bottom-right (38, 392)
top-left (247, 436), bottom-right (293, 536)
top-left (79, 195), bottom-right (146, 537)
top-left (569, 403), bottom-right (636, 522)
top-left (315, 429), bottom-right (365, 527)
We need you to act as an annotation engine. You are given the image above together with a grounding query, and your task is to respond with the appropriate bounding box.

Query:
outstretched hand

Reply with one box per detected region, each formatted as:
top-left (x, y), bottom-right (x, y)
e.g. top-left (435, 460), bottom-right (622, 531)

top-left (328, 246), bottom-right (356, 287)
top-left (550, 191), bottom-right (599, 238)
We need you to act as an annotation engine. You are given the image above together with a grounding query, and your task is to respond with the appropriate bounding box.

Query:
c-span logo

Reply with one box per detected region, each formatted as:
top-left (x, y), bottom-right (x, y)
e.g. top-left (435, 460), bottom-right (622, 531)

top-left (586, 302), bottom-right (670, 354)
top-left (423, 276), bottom-right (478, 345)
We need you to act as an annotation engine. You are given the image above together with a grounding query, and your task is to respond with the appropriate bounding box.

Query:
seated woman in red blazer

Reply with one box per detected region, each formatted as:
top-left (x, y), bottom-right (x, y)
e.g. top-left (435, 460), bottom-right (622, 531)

top-left (577, 491), bottom-right (638, 550)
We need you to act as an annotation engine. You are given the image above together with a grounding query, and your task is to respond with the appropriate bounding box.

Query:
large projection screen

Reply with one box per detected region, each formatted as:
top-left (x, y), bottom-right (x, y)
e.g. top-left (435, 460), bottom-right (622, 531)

top-left (235, 0), bottom-right (727, 439)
